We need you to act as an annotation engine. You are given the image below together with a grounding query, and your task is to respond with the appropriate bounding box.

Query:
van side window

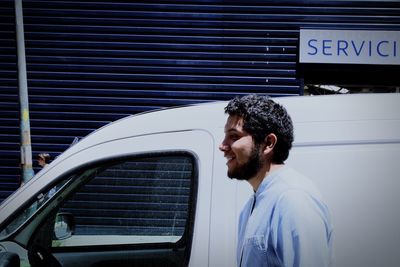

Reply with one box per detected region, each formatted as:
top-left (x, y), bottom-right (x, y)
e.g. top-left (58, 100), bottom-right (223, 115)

top-left (52, 154), bottom-right (196, 248)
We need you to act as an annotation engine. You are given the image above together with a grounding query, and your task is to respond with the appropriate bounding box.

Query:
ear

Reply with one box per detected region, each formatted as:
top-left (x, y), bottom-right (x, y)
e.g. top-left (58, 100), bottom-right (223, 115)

top-left (262, 133), bottom-right (277, 156)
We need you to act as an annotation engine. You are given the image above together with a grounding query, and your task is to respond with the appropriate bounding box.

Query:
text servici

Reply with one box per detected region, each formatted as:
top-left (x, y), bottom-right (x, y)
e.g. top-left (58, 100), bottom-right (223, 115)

top-left (307, 38), bottom-right (398, 58)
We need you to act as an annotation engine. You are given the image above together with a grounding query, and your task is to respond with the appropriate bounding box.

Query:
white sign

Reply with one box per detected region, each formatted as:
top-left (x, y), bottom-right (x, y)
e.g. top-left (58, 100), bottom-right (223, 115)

top-left (300, 29), bottom-right (400, 65)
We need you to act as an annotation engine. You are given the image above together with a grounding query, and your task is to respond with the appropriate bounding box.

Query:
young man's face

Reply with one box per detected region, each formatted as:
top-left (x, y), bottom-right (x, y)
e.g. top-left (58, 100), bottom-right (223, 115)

top-left (219, 115), bottom-right (263, 181)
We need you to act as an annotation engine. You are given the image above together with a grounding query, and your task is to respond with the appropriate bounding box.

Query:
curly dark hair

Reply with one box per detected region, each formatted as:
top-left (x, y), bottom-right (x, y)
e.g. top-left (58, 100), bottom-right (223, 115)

top-left (224, 94), bottom-right (294, 164)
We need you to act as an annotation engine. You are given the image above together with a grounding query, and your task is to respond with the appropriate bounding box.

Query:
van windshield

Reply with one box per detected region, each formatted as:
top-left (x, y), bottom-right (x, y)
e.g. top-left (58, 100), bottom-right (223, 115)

top-left (0, 166), bottom-right (115, 240)
top-left (0, 177), bottom-right (73, 239)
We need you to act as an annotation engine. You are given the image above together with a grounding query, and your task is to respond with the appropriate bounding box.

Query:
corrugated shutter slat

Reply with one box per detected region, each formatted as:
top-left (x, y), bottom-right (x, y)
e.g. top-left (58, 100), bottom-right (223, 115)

top-left (1, 0), bottom-right (399, 203)
top-left (0, 1), bottom-right (20, 200)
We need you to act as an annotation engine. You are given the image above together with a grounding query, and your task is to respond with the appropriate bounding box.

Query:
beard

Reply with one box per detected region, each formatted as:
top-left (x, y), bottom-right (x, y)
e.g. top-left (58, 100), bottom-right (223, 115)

top-left (228, 144), bottom-right (263, 181)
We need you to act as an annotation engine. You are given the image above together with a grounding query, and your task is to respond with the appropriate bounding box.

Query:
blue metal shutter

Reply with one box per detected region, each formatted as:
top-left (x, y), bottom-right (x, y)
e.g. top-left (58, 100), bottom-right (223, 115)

top-left (1, 1), bottom-right (400, 202)
top-left (21, 0), bottom-right (301, 187)
top-left (0, 0), bottom-right (20, 201)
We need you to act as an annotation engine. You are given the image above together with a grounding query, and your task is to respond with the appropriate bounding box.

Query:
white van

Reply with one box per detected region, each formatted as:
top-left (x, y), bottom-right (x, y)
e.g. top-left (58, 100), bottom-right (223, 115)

top-left (0, 93), bottom-right (399, 267)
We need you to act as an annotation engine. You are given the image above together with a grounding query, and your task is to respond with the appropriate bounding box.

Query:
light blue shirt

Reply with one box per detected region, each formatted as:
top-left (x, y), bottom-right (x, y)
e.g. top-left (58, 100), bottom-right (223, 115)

top-left (237, 166), bottom-right (334, 267)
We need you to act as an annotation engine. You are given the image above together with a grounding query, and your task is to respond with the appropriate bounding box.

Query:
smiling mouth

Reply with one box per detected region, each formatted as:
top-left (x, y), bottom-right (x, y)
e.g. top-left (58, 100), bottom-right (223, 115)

top-left (225, 156), bottom-right (235, 164)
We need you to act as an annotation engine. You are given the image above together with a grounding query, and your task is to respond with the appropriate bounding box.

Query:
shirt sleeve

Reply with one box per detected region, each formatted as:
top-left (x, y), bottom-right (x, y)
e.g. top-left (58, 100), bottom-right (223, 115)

top-left (270, 189), bottom-right (332, 267)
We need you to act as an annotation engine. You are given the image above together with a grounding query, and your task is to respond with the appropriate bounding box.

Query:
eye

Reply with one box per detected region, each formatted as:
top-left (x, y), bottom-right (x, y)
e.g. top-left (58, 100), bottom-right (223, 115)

top-left (229, 134), bottom-right (240, 141)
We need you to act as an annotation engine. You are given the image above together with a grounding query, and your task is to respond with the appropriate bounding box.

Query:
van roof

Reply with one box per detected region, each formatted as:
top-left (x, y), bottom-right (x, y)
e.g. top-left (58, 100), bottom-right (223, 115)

top-left (55, 93), bottom-right (400, 165)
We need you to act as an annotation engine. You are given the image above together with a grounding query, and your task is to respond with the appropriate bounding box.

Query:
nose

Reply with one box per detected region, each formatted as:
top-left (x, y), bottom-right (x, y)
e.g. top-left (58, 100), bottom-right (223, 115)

top-left (219, 139), bottom-right (229, 152)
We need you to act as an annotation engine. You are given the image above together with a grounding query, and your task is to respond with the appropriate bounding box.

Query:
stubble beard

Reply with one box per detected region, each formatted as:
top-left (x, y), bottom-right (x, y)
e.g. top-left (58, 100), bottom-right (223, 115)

top-left (228, 144), bottom-right (263, 181)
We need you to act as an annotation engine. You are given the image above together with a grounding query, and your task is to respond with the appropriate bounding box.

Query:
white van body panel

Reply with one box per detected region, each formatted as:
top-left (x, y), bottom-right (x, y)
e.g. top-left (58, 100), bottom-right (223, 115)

top-left (0, 93), bottom-right (399, 267)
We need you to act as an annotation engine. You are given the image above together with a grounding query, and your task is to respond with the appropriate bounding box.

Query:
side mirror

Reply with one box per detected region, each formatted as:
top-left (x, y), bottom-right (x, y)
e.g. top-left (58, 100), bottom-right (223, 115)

top-left (53, 212), bottom-right (75, 240)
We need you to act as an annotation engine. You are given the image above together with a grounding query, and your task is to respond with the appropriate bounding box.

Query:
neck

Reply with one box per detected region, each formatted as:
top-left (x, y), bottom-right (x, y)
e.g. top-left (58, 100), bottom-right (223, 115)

top-left (248, 163), bottom-right (283, 192)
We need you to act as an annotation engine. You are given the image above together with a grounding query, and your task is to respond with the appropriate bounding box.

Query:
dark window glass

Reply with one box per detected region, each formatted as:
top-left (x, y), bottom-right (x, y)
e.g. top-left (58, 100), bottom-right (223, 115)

top-left (52, 155), bottom-right (195, 247)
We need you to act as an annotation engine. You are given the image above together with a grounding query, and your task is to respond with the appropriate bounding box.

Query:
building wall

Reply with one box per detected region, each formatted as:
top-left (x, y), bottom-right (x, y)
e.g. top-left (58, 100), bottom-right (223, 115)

top-left (0, 0), bottom-right (20, 201)
top-left (1, 0), bottom-right (399, 202)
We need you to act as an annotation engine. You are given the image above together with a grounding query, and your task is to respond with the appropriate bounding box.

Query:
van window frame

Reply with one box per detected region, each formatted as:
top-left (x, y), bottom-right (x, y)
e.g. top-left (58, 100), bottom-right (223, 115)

top-left (49, 151), bottom-right (198, 252)
top-left (2, 150), bottom-right (198, 267)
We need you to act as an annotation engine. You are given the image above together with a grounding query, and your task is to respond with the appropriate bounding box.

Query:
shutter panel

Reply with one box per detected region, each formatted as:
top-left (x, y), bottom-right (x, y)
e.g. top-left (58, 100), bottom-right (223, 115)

top-left (0, 0), bottom-right (20, 201)
top-left (1, 1), bottom-right (399, 202)
top-left (21, 0), bottom-right (301, 182)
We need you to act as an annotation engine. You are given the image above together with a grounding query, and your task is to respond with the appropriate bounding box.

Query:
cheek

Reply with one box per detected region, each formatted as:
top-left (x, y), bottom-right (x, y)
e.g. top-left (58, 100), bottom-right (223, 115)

top-left (231, 139), bottom-right (254, 161)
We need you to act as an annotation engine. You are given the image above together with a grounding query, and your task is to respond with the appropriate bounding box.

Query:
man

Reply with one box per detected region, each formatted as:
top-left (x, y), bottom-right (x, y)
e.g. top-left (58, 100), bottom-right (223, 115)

top-left (219, 95), bottom-right (334, 267)
top-left (38, 153), bottom-right (51, 169)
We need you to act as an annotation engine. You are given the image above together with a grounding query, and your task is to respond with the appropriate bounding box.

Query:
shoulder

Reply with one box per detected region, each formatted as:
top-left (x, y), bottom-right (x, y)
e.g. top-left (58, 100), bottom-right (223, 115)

top-left (276, 189), bottom-right (317, 214)
top-left (272, 167), bottom-right (324, 201)
top-left (271, 188), bottom-right (331, 232)
top-left (268, 168), bottom-right (329, 220)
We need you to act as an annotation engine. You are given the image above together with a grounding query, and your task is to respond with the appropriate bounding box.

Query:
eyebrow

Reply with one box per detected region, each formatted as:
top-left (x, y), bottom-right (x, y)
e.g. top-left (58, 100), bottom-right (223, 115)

top-left (224, 128), bottom-right (242, 134)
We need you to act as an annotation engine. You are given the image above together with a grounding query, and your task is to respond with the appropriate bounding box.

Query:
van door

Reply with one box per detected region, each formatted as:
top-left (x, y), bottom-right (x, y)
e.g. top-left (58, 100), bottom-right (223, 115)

top-left (0, 130), bottom-right (214, 267)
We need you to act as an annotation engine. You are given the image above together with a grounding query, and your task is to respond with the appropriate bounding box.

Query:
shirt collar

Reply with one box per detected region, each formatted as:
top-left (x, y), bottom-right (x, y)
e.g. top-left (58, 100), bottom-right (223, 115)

top-left (254, 165), bottom-right (287, 197)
